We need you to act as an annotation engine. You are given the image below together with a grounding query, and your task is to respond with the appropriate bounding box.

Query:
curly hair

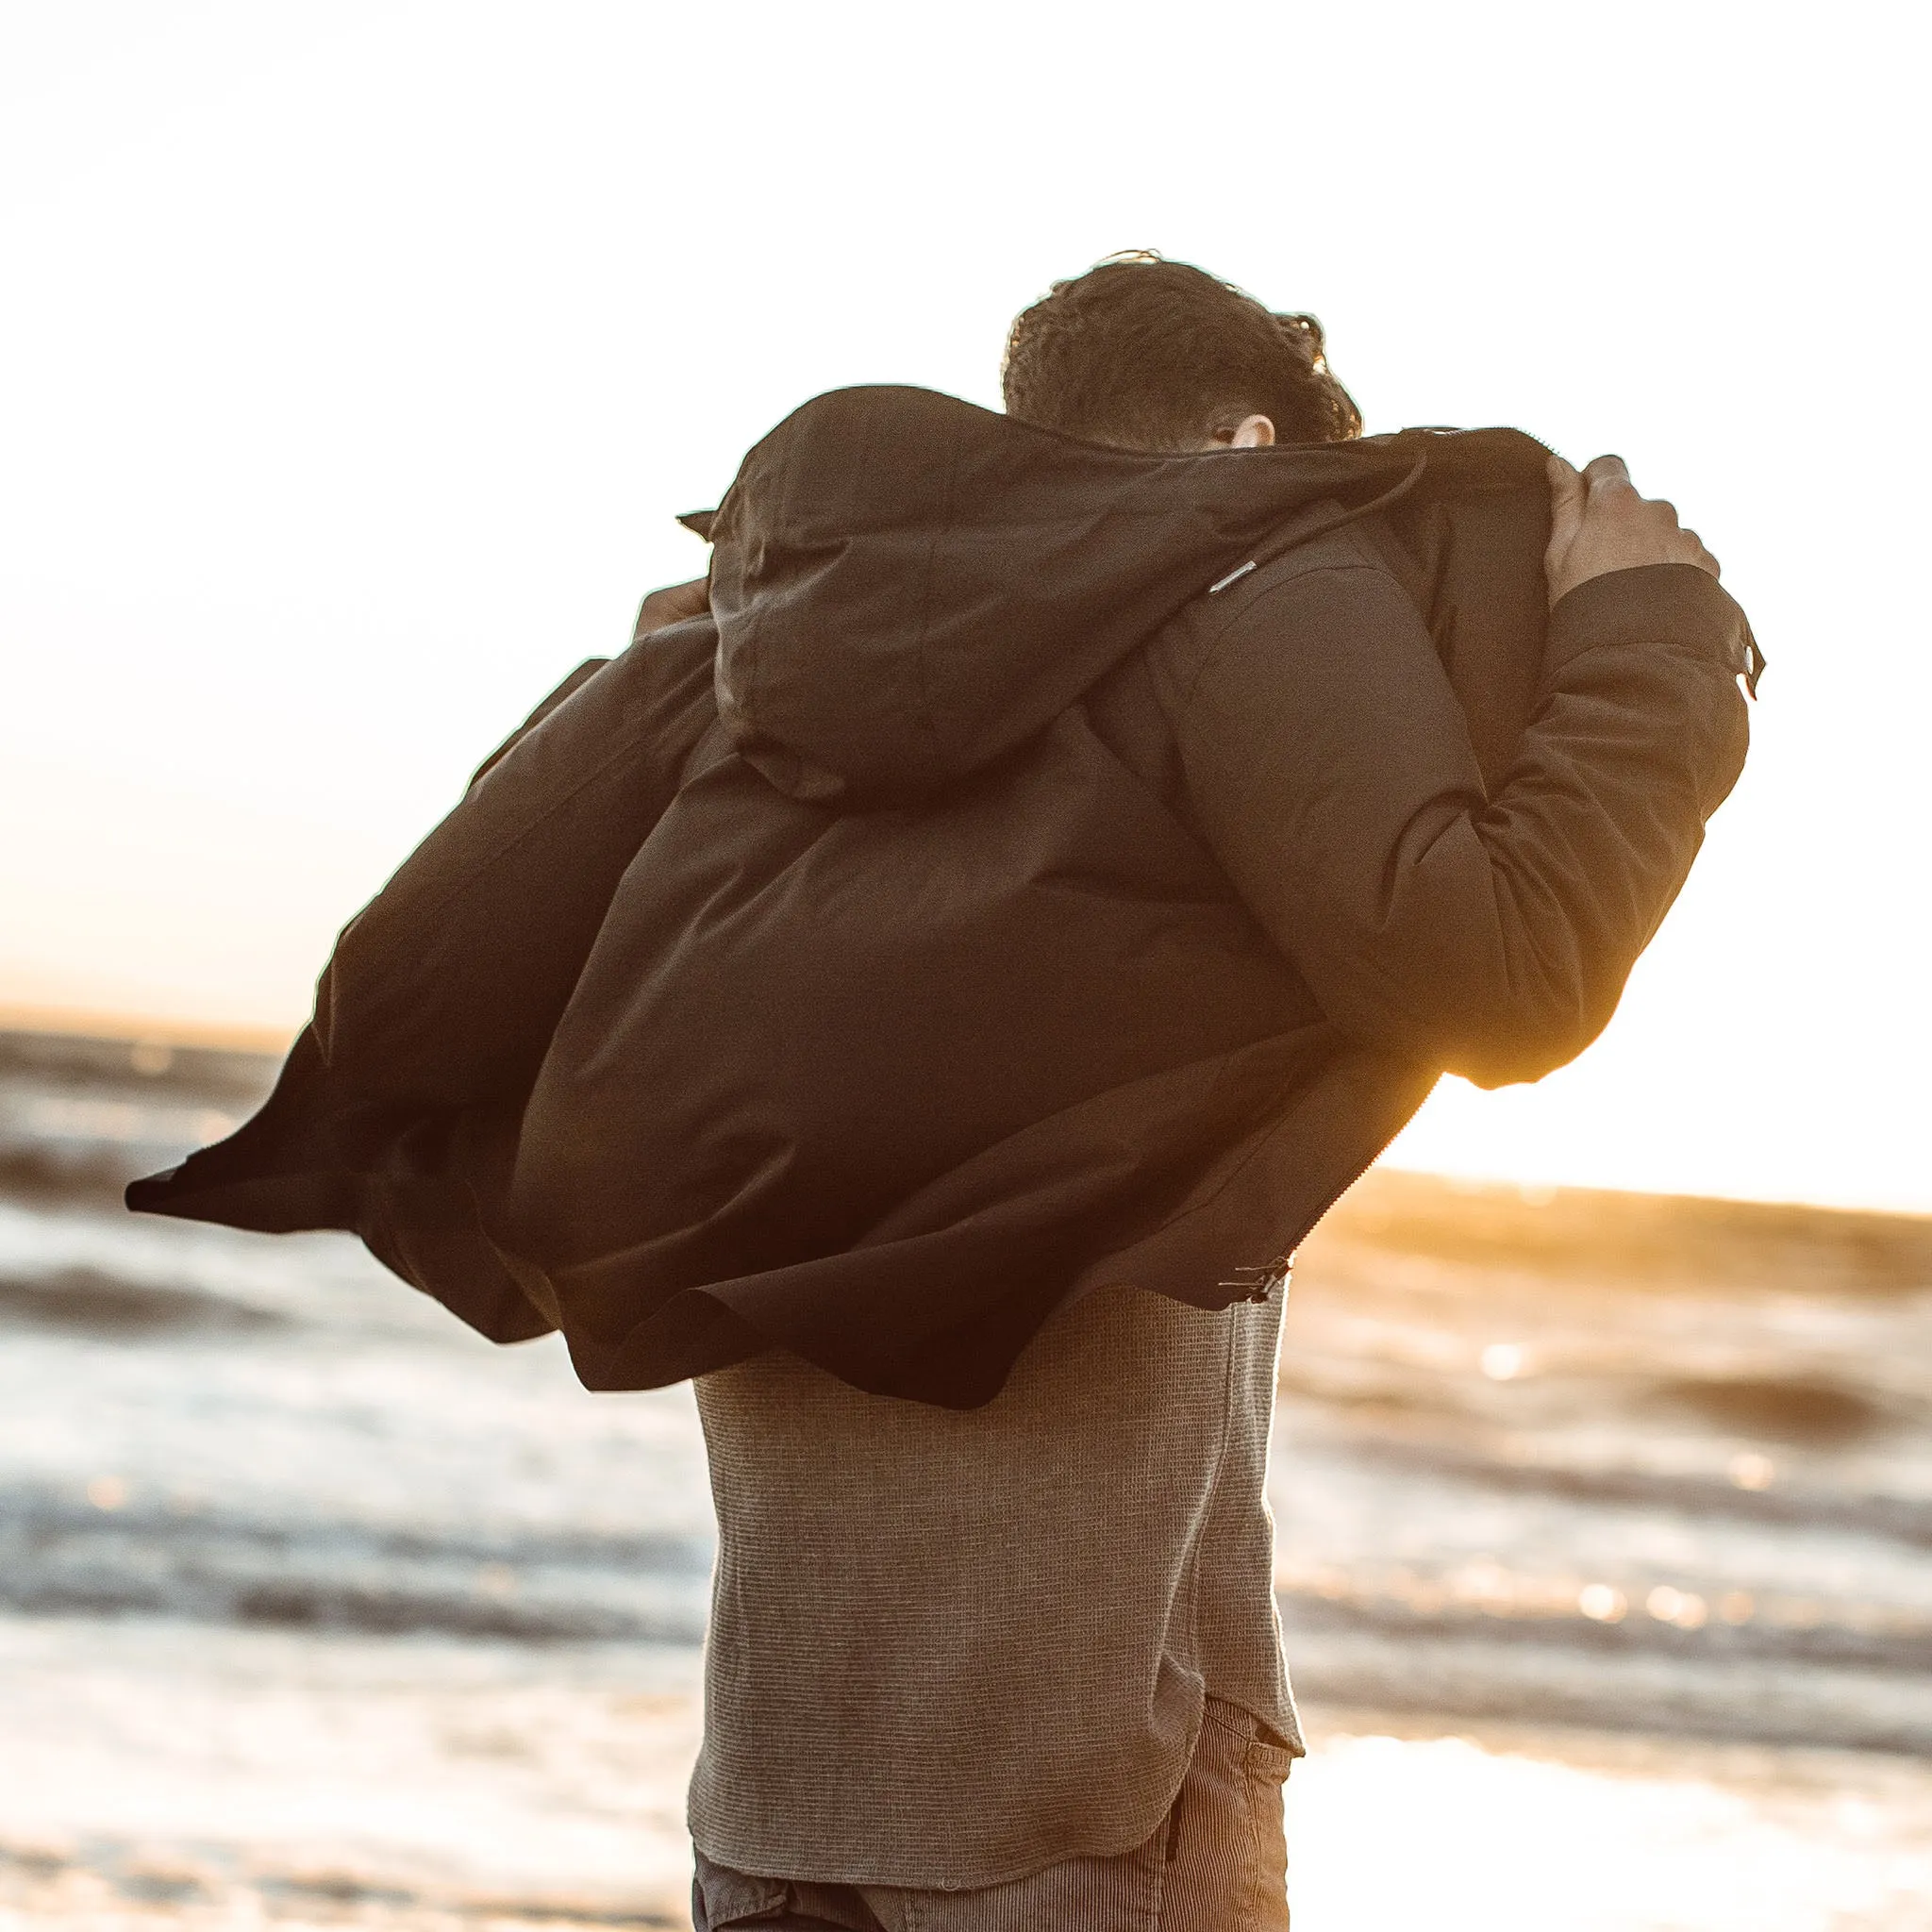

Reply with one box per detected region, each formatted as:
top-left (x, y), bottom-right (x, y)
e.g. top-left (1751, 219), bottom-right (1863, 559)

top-left (1002, 252), bottom-right (1361, 453)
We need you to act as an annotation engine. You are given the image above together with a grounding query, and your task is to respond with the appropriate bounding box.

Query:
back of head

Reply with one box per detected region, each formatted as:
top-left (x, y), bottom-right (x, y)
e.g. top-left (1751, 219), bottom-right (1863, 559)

top-left (1001, 252), bottom-right (1362, 453)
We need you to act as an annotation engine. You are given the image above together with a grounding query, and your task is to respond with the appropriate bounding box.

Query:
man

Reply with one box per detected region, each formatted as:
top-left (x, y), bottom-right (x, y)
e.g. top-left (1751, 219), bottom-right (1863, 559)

top-left (131, 256), bottom-right (1754, 1928)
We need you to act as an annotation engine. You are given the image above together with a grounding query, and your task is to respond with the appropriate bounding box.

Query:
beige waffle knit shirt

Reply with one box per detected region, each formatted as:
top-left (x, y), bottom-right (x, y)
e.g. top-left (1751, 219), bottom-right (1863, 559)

top-left (687, 1277), bottom-right (1298, 1890)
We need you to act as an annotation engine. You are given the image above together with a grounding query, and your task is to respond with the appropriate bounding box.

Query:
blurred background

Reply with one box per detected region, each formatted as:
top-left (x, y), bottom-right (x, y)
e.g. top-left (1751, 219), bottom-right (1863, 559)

top-left (2, 3), bottom-right (1928, 1926)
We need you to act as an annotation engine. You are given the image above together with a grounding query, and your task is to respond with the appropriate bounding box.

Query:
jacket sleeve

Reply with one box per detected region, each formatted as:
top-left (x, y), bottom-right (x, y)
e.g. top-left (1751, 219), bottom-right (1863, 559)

top-left (466, 658), bottom-right (610, 790)
top-left (1158, 557), bottom-right (1752, 1088)
top-left (125, 622), bottom-right (719, 1345)
top-left (315, 620), bottom-right (719, 1105)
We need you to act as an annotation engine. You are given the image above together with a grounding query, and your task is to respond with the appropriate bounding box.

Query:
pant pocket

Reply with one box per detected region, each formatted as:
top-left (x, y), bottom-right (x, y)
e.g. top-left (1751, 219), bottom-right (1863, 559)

top-left (691, 1854), bottom-right (787, 1929)
top-left (1237, 1734), bottom-right (1292, 1931)
top-left (1161, 1702), bottom-right (1292, 1932)
top-left (692, 1850), bottom-right (882, 1931)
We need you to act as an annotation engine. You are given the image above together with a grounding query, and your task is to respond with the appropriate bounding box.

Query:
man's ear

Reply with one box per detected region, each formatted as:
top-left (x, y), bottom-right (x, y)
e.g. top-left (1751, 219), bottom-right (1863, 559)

top-left (1208, 414), bottom-right (1276, 449)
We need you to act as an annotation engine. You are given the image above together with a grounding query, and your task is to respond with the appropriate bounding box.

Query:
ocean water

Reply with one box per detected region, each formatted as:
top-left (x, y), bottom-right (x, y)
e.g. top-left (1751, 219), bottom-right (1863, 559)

top-left (2, 1027), bottom-right (1929, 1929)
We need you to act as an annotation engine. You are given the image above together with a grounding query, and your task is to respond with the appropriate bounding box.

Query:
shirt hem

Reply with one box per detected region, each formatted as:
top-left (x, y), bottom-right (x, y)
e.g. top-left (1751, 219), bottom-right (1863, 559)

top-left (687, 1710), bottom-right (1206, 1893)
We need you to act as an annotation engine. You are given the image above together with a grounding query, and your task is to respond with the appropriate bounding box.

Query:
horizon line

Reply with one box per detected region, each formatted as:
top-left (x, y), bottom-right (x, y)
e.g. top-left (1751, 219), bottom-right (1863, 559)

top-left (5, 1005), bottom-right (1926, 1227)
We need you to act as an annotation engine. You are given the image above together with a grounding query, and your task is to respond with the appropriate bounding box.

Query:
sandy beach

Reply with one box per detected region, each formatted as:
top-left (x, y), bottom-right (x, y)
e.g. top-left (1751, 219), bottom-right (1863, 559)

top-left (4, 1621), bottom-right (1928, 1931)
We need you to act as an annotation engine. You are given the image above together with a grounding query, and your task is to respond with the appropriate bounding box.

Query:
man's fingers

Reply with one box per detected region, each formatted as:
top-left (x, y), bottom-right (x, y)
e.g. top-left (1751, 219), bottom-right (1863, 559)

top-left (1545, 450), bottom-right (1722, 598)
top-left (1545, 453), bottom-right (1585, 526)
top-left (632, 575), bottom-right (712, 643)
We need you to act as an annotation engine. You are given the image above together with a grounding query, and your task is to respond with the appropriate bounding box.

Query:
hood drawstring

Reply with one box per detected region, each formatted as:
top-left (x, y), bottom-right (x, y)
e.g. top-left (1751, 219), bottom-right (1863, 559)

top-left (1741, 629), bottom-right (1767, 700)
top-left (1207, 450), bottom-right (1431, 597)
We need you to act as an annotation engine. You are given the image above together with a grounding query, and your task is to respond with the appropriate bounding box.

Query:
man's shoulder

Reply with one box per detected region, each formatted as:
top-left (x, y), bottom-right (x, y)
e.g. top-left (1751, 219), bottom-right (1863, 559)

top-left (1145, 514), bottom-right (1416, 708)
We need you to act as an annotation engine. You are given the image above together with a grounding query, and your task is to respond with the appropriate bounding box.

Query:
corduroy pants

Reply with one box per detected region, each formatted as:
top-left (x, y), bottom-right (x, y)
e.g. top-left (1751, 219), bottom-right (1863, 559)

top-left (691, 1697), bottom-right (1292, 1931)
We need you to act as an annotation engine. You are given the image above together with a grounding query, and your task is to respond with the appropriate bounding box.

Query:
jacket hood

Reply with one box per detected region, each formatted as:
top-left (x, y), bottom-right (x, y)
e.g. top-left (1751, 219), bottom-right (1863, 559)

top-left (704, 385), bottom-right (1546, 803)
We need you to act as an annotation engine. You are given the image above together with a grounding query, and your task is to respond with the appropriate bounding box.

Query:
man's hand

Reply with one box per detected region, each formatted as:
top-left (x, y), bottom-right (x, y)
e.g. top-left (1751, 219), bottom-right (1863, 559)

top-left (1544, 455), bottom-right (1721, 609)
top-left (632, 575), bottom-right (710, 643)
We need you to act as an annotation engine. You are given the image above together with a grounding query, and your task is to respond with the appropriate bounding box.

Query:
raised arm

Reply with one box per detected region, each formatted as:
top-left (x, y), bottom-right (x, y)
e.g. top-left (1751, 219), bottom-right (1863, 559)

top-left (125, 599), bottom-right (720, 1341)
top-left (1158, 459), bottom-right (1753, 1089)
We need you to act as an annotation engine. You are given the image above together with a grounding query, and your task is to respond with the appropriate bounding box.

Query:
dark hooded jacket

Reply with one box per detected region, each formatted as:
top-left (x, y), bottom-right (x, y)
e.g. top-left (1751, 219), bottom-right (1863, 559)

top-left (128, 386), bottom-right (1755, 1406)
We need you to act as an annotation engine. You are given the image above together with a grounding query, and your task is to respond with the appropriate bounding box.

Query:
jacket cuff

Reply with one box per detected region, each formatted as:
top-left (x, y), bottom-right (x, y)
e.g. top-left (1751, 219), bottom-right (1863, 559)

top-left (1546, 563), bottom-right (1758, 690)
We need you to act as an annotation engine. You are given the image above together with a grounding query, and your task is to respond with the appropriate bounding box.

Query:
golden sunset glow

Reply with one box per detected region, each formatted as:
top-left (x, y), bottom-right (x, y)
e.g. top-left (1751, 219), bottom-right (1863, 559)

top-left (2, 9), bottom-right (1926, 1216)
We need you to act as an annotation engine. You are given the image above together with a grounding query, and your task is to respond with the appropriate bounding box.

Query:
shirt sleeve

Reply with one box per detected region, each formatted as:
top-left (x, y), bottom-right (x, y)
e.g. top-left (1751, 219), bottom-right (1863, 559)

top-left (1155, 555), bottom-right (1751, 1088)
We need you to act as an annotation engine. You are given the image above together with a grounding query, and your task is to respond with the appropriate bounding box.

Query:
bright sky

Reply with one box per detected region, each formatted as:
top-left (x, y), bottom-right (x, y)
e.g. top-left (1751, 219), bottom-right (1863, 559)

top-left (2, 2), bottom-right (1926, 1211)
